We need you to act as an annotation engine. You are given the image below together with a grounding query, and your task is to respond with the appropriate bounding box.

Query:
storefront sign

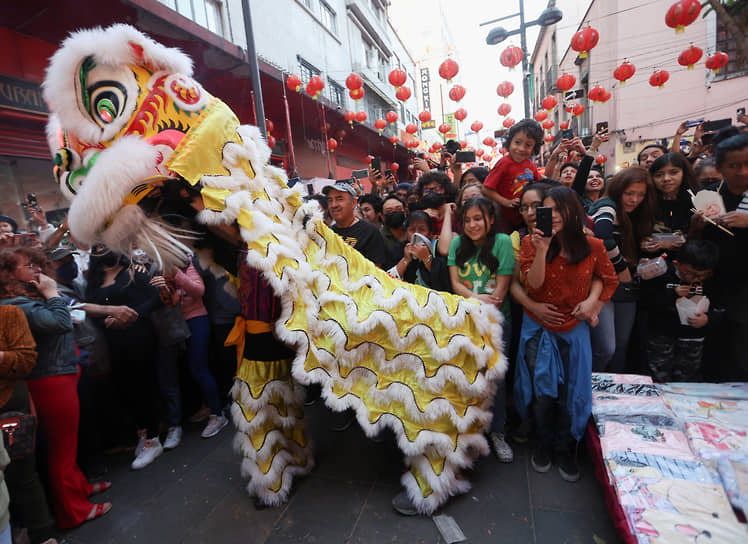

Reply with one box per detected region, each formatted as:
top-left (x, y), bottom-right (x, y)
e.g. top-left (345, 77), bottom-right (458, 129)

top-left (421, 120), bottom-right (435, 130)
top-left (0, 75), bottom-right (48, 114)
top-left (420, 68), bottom-right (430, 111)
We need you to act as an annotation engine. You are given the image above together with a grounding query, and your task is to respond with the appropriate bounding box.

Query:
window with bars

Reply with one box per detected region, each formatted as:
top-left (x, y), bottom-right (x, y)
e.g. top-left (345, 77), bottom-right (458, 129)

top-left (298, 57), bottom-right (321, 84)
top-left (161, 0), bottom-right (225, 38)
top-left (319, 1), bottom-right (337, 34)
top-left (715, 13), bottom-right (748, 77)
top-left (327, 80), bottom-right (344, 106)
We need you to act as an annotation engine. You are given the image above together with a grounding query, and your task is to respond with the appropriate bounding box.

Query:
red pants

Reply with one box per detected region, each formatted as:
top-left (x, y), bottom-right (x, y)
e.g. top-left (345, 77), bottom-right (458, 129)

top-left (27, 370), bottom-right (95, 529)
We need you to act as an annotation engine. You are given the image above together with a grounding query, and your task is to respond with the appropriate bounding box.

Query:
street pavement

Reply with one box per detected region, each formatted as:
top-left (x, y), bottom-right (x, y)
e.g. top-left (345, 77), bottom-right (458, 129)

top-left (61, 401), bottom-right (621, 543)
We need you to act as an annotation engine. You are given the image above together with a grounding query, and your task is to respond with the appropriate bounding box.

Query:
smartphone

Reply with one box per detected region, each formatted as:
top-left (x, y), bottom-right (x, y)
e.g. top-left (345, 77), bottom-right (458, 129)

top-left (455, 150), bottom-right (476, 163)
top-left (20, 202), bottom-right (31, 221)
top-left (535, 206), bottom-right (552, 237)
top-left (703, 118), bottom-right (732, 133)
top-left (370, 157), bottom-right (381, 172)
top-left (12, 233), bottom-right (37, 247)
top-left (26, 193), bottom-right (40, 211)
top-left (685, 118), bottom-right (704, 128)
top-left (415, 152), bottom-right (425, 159)
top-left (561, 128), bottom-right (574, 140)
top-left (596, 122), bottom-right (608, 134)
top-left (411, 232), bottom-right (430, 247)
top-left (738, 107), bottom-right (746, 117)
top-left (384, 169), bottom-right (392, 178)
top-left (351, 169), bottom-right (368, 179)
top-left (305, 183), bottom-right (314, 195)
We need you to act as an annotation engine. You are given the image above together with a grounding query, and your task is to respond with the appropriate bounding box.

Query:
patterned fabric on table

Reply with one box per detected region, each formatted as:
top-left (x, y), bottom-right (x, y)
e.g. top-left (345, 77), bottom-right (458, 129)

top-left (607, 451), bottom-right (713, 484)
top-left (600, 421), bottom-right (696, 461)
top-left (662, 395), bottom-right (748, 428)
top-left (592, 393), bottom-right (672, 422)
top-left (716, 455), bottom-right (748, 513)
top-left (659, 382), bottom-right (748, 400)
top-left (685, 421), bottom-right (748, 459)
top-left (592, 373), bottom-right (654, 385)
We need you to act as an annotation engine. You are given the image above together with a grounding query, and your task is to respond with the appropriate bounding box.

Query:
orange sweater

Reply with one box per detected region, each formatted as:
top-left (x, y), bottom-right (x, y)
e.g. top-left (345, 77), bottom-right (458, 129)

top-left (520, 235), bottom-right (619, 333)
top-left (0, 305), bottom-right (37, 408)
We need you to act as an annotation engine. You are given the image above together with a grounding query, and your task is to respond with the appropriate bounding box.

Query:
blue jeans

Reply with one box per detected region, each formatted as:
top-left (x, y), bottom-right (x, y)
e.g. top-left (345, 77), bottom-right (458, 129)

top-left (490, 321), bottom-right (510, 435)
top-left (156, 344), bottom-right (182, 426)
top-left (187, 315), bottom-right (222, 415)
top-left (592, 301), bottom-right (636, 372)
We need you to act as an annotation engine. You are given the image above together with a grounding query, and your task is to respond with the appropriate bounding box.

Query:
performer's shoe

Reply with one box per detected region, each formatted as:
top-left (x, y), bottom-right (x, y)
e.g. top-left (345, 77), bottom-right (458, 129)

top-left (391, 490), bottom-right (419, 516)
top-left (530, 447), bottom-right (552, 473)
top-left (490, 432), bottom-right (514, 463)
top-left (558, 451), bottom-right (581, 482)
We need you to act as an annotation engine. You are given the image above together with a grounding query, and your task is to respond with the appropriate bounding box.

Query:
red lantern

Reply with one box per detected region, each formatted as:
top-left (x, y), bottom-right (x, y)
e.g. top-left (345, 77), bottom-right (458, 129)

top-left (588, 85), bottom-right (606, 103)
top-left (406, 123), bottom-right (418, 135)
top-left (483, 137), bottom-right (495, 147)
top-left (395, 86), bottom-right (412, 102)
top-left (498, 103), bottom-right (512, 117)
top-left (503, 117), bottom-right (516, 129)
top-left (386, 111), bottom-right (398, 124)
top-left (534, 110), bottom-right (548, 122)
top-left (649, 69), bottom-right (669, 89)
top-left (438, 123), bottom-right (451, 135)
top-left (374, 119), bottom-right (386, 134)
top-left (544, 134), bottom-right (554, 143)
top-left (542, 119), bottom-right (554, 131)
top-left (305, 81), bottom-right (318, 99)
top-left (500, 46), bottom-right (524, 69)
top-left (541, 95), bottom-right (558, 112)
top-left (573, 103), bottom-right (585, 117)
top-left (345, 73), bottom-right (362, 91)
top-left (454, 108), bottom-right (468, 122)
top-left (355, 111), bottom-right (367, 123)
top-left (476, 149), bottom-right (484, 157)
top-left (336, 129), bottom-right (346, 141)
top-left (459, 141), bottom-right (468, 150)
top-left (595, 154), bottom-right (608, 165)
top-left (665, 0), bottom-right (701, 34)
top-left (388, 69), bottom-right (407, 88)
top-left (556, 73), bottom-right (576, 92)
top-left (267, 134), bottom-right (277, 148)
top-left (349, 87), bottom-right (365, 101)
top-left (438, 58), bottom-right (459, 81)
top-left (327, 138), bottom-right (337, 152)
top-left (496, 81), bottom-right (514, 98)
top-left (344, 111), bottom-right (355, 126)
top-left (678, 45), bottom-right (703, 70)
top-left (391, 162), bottom-right (400, 172)
top-left (265, 119), bottom-right (274, 133)
top-left (600, 90), bottom-right (612, 103)
top-left (286, 74), bottom-right (301, 92)
top-left (705, 51), bottom-right (729, 74)
top-left (471, 121), bottom-right (483, 132)
top-left (571, 26), bottom-right (599, 59)
top-left (419, 111), bottom-right (431, 123)
top-left (309, 75), bottom-right (324, 92)
top-left (614, 61), bottom-right (636, 85)
top-left (389, 136), bottom-right (399, 146)
top-left (560, 121), bottom-right (570, 130)
top-left (448, 84), bottom-right (466, 102)
top-left (432, 142), bottom-right (442, 151)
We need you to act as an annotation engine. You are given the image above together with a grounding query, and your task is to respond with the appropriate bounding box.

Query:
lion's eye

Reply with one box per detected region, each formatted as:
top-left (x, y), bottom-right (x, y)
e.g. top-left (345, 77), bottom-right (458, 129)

top-left (89, 82), bottom-right (126, 127)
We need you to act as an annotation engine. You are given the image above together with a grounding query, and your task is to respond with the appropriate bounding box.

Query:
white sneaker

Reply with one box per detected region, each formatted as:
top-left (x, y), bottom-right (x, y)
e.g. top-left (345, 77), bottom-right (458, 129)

top-left (134, 429), bottom-right (147, 458)
top-left (490, 432), bottom-right (514, 463)
top-left (164, 426), bottom-right (182, 450)
top-left (201, 414), bottom-right (228, 438)
top-left (131, 437), bottom-right (163, 470)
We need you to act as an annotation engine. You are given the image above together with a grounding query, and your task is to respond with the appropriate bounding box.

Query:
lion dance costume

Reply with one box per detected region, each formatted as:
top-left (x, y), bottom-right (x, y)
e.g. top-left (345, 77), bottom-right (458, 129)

top-left (43, 25), bottom-right (506, 514)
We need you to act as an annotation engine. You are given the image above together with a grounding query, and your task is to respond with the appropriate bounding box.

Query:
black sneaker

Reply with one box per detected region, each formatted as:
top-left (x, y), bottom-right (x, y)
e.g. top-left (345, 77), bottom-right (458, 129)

top-left (558, 451), bottom-right (581, 482)
top-left (531, 448), bottom-right (552, 473)
top-left (391, 490), bottom-right (419, 516)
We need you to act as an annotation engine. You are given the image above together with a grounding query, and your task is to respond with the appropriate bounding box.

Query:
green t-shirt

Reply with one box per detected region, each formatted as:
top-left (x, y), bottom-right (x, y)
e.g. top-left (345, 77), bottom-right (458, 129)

top-left (448, 233), bottom-right (515, 319)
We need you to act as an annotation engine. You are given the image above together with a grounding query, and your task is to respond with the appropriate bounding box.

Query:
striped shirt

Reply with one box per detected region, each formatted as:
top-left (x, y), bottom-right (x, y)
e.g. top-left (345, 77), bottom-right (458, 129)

top-left (589, 197), bottom-right (628, 273)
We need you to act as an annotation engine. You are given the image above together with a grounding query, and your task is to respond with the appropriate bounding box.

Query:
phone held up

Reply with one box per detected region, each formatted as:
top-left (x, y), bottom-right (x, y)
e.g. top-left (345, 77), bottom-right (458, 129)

top-left (685, 118), bottom-right (704, 129)
top-left (535, 207), bottom-right (553, 237)
top-left (595, 121), bottom-right (608, 134)
top-left (455, 150), bottom-right (476, 163)
top-left (561, 128), bottom-right (574, 140)
top-left (410, 232), bottom-right (430, 247)
top-left (369, 157), bottom-right (381, 173)
top-left (351, 169), bottom-right (368, 179)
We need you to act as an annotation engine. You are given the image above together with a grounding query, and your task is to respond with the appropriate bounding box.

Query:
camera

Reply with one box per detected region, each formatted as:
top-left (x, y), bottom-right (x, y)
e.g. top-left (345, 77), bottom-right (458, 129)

top-left (444, 140), bottom-right (460, 155)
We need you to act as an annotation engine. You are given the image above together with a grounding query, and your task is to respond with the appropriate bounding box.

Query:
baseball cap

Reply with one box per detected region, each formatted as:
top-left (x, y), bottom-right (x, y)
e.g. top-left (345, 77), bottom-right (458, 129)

top-left (45, 247), bottom-right (79, 261)
top-left (0, 215), bottom-right (18, 233)
top-left (396, 182), bottom-right (412, 192)
top-left (322, 182), bottom-right (357, 198)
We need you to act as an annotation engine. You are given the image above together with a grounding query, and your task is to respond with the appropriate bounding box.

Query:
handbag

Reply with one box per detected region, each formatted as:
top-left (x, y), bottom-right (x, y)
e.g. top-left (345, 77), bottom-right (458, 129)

top-left (0, 411), bottom-right (36, 460)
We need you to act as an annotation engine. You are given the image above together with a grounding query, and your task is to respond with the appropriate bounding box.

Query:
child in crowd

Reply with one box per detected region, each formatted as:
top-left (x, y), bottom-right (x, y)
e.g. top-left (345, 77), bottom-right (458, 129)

top-left (448, 196), bottom-right (515, 463)
top-left (640, 240), bottom-right (721, 382)
top-left (483, 119), bottom-right (543, 232)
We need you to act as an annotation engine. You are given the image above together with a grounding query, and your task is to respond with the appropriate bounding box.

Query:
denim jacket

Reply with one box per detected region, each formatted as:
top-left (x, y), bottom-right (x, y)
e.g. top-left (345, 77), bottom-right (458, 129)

top-left (0, 296), bottom-right (78, 380)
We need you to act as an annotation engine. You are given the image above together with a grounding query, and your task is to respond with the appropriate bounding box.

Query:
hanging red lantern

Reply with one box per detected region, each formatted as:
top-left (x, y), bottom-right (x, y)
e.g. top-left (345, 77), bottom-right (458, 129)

top-left (448, 85), bottom-right (466, 102)
top-left (560, 121), bottom-right (570, 130)
top-left (614, 61), bottom-right (636, 85)
top-left (391, 162), bottom-right (400, 172)
top-left (705, 51), bottom-right (729, 74)
top-left (459, 141), bottom-right (468, 149)
top-left (542, 119), bottom-right (554, 130)
top-left (678, 45), bottom-right (703, 70)
top-left (388, 69), bottom-right (407, 88)
top-left (595, 154), bottom-right (608, 165)
top-left (309, 75), bottom-right (325, 92)
top-left (649, 69), bottom-right (669, 89)
top-left (432, 142), bottom-right (442, 151)
top-left (573, 103), bottom-right (585, 117)
top-left (556, 73), bottom-right (576, 92)
top-left (454, 108), bottom-right (468, 122)
top-left (345, 73), bottom-right (362, 91)
top-left (497, 103), bottom-right (512, 116)
top-left (496, 81), bottom-right (514, 98)
top-left (355, 111), bottom-right (367, 123)
top-left (349, 87), bottom-right (365, 101)
top-left (344, 110), bottom-right (355, 126)
top-left (600, 89), bottom-right (612, 103)
top-left (438, 123), bottom-right (451, 135)
top-left (571, 26), bottom-right (599, 59)
top-left (286, 74), bottom-right (301, 92)
top-left (327, 138), bottom-right (337, 152)
top-left (588, 85), bottom-right (606, 103)
top-left (544, 134), bottom-right (554, 143)
top-left (395, 86), bottom-right (412, 102)
top-left (534, 110), bottom-right (548, 122)
top-left (305, 81), bottom-right (318, 99)
top-left (265, 119), bottom-right (274, 133)
top-left (500, 46), bottom-right (524, 69)
top-left (336, 129), bottom-right (346, 141)
top-left (389, 136), bottom-right (399, 146)
top-left (471, 121), bottom-right (484, 132)
top-left (483, 137), bottom-right (495, 147)
top-left (374, 119), bottom-right (386, 134)
top-left (267, 134), bottom-right (277, 148)
top-left (406, 123), bottom-right (418, 135)
top-left (503, 117), bottom-right (516, 129)
top-left (386, 111), bottom-right (398, 124)
top-left (438, 58), bottom-right (459, 81)
top-left (476, 149), bottom-right (484, 158)
top-left (564, 102), bottom-right (577, 113)
top-left (541, 95), bottom-right (558, 112)
top-left (665, 0), bottom-right (701, 34)
top-left (419, 111), bottom-right (431, 123)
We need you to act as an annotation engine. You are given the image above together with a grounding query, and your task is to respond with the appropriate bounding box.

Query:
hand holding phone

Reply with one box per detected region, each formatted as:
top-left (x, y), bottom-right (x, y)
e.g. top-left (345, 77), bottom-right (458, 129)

top-left (535, 207), bottom-right (553, 237)
top-left (411, 232), bottom-right (430, 247)
top-left (370, 158), bottom-right (381, 173)
top-left (561, 128), bottom-right (574, 140)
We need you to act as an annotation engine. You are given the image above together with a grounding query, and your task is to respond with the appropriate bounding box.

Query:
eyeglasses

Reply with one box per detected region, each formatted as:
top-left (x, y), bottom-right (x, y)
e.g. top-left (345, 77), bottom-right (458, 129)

top-left (519, 202), bottom-right (541, 213)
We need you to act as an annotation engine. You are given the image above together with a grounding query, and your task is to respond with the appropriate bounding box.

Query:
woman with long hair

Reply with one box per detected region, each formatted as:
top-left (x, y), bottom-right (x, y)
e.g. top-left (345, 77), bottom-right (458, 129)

top-left (589, 167), bottom-right (656, 372)
top-left (448, 196), bottom-right (515, 463)
top-left (515, 187), bottom-right (617, 481)
top-left (0, 247), bottom-right (112, 529)
top-left (645, 152), bottom-right (697, 250)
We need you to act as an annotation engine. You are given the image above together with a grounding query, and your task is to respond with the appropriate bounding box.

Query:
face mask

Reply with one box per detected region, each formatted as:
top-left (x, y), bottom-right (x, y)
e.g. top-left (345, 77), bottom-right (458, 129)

top-left (55, 260), bottom-right (79, 284)
top-left (99, 253), bottom-right (120, 268)
top-left (421, 192), bottom-right (448, 210)
top-left (384, 211), bottom-right (406, 229)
